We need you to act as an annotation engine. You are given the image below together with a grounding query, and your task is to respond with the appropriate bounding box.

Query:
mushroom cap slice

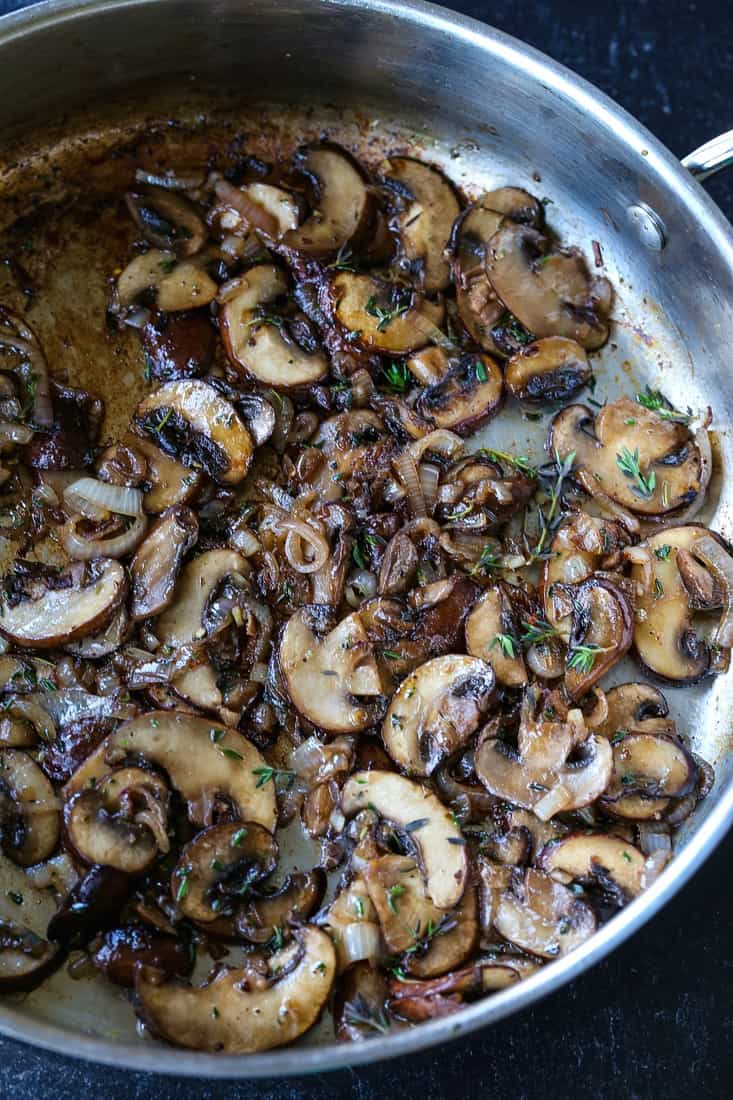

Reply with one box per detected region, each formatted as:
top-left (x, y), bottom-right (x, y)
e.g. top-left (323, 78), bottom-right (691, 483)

top-left (362, 854), bottom-right (444, 954)
top-left (309, 410), bottom-right (392, 503)
top-left (155, 548), bottom-right (248, 711)
top-left (474, 690), bottom-right (613, 821)
top-left (465, 584), bottom-right (527, 687)
top-left (62, 711), bottom-right (277, 832)
top-left (124, 433), bottom-right (203, 514)
top-left (415, 353), bottom-right (503, 436)
top-left (486, 223), bottom-right (612, 350)
top-left (342, 770), bottom-right (467, 909)
top-left (334, 961), bottom-right (390, 1042)
top-left (631, 525), bottom-right (719, 683)
top-left (64, 789), bottom-right (161, 874)
top-left (92, 925), bottom-right (192, 988)
top-left (563, 575), bottom-right (635, 699)
top-left (129, 505), bottom-right (198, 621)
top-left (0, 558), bottom-right (126, 649)
top-left (381, 157), bottom-right (461, 293)
top-left (601, 731), bottom-right (697, 814)
top-left (549, 399), bottom-right (705, 517)
top-left (505, 337), bottom-right (590, 404)
top-left (172, 822), bottom-right (277, 924)
top-left (538, 832), bottom-right (646, 899)
top-left (382, 654), bottom-right (496, 776)
top-left (134, 380), bottom-right (254, 486)
top-left (491, 866), bottom-right (597, 959)
top-left (236, 869), bottom-right (326, 943)
top-left (402, 878), bottom-right (478, 979)
top-left (279, 606), bottom-right (384, 734)
top-left (329, 272), bottom-right (445, 354)
top-left (283, 144), bottom-right (373, 257)
top-left (135, 925), bottom-right (335, 1052)
top-left (220, 264), bottom-right (328, 388)
top-left (0, 921), bottom-right (63, 993)
top-left (117, 250), bottom-right (218, 311)
top-left (0, 748), bottom-right (60, 865)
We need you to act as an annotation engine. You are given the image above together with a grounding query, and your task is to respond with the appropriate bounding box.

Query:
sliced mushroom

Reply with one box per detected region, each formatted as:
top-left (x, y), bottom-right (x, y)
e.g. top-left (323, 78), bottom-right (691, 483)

top-left (549, 399), bottom-right (705, 517)
top-left (135, 925), bottom-right (335, 1052)
top-left (65, 607), bottom-right (130, 658)
top-left (134, 380), bottom-right (254, 486)
top-left (283, 144), bottom-right (373, 257)
top-left (172, 822), bottom-right (277, 924)
top-left (342, 770), bottom-right (467, 909)
top-left (601, 732), bottom-right (697, 816)
top-left (0, 559), bottom-right (126, 649)
top-left (155, 548), bottom-right (248, 712)
top-left (140, 309), bottom-right (216, 383)
top-left (126, 187), bottom-right (206, 256)
top-left (402, 878), bottom-right (478, 979)
top-left (486, 223), bottom-right (612, 350)
top-left (415, 353), bottom-right (503, 435)
top-left (129, 505), bottom-right (198, 620)
top-left (474, 688), bottom-right (613, 821)
top-left (64, 767), bottom-right (169, 874)
top-left (319, 874), bottom-right (379, 974)
top-left (236, 869), bottom-right (326, 944)
top-left (279, 606), bottom-right (384, 733)
top-left (220, 265), bottom-right (328, 388)
top-left (541, 513), bottom-right (631, 641)
top-left (92, 925), bottom-right (192, 988)
top-left (563, 575), bottom-right (635, 699)
top-left (631, 525), bottom-right (722, 683)
top-left (505, 337), bottom-right (590, 404)
top-left (63, 711), bottom-right (277, 832)
top-left (451, 189), bottom-right (541, 353)
top-left (334, 961), bottom-right (390, 1042)
top-left (308, 410), bottom-right (393, 503)
top-left (465, 584), bottom-right (527, 686)
top-left (382, 654), bottom-right (495, 776)
top-left (117, 249), bottom-right (217, 311)
top-left (0, 749), bottom-right (59, 865)
top-left (47, 864), bottom-right (131, 946)
top-left (217, 180), bottom-right (301, 240)
top-left (0, 921), bottom-right (63, 992)
top-left (362, 854), bottom-right (443, 954)
top-left (381, 158), bottom-right (460, 292)
top-left (122, 433), bottom-right (203, 514)
top-left (388, 954), bottom-right (538, 1019)
top-left (329, 272), bottom-right (444, 355)
top-left (490, 865), bottom-right (597, 959)
top-left (538, 833), bottom-right (646, 899)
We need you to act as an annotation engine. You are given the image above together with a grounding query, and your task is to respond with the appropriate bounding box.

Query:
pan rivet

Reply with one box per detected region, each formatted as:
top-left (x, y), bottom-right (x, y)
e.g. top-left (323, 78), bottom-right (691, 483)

top-left (627, 204), bottom-right (666, 251)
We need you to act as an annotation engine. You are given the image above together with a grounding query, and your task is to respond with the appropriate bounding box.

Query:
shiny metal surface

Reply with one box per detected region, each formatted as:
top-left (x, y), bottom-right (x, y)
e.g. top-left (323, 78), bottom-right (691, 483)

top-left (0, 0), bottom-right (732, 1078)
top-left (682, 129), bottom-right (733, 180)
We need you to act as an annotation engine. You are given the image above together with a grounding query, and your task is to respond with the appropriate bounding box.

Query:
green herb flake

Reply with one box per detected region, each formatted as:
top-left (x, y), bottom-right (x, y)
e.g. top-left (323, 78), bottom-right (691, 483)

top-left (386, 884), bottom-right (406, 914)
top-left (231, 828), bottom-right (249, 847)
top-left (616, 445), bottom-right (656, 499)
top-left (491, 633), bottom-right (516, 659)
top-left (654, 544), bottom-right (672, 561)
top-left (219, 747), bottom-right (243, 762)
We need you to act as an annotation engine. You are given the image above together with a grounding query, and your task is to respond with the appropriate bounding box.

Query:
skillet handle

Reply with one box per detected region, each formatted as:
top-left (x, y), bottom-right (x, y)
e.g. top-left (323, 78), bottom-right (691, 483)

top-left (682, 130), bottom-right (733, 181)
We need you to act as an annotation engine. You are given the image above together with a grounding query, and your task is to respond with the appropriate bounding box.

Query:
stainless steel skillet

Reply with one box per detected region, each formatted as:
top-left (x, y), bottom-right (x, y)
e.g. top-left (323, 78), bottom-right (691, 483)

top-left (0, 0), bottom-right (731, 1077)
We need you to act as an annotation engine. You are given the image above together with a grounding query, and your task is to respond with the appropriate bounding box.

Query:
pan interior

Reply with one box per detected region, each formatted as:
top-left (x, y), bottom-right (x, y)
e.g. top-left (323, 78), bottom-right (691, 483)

top-left (0, 86), bottom-right (731, 1054)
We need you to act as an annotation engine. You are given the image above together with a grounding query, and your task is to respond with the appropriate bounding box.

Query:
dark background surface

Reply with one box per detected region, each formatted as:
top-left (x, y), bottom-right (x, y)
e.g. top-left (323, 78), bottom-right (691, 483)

top-left (0, 0), bottom-right (731, 1097)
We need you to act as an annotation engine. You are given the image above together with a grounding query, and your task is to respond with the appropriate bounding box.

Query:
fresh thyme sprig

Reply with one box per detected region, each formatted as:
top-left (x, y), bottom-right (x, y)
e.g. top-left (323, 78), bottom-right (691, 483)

top-left (479, 448), bottom-right (538, 478)
top-left (381, 361), bottom-right (411, 392)
top-left (530, 449), bottom-right (576, 562)
top-left (520, 618), bottom-right (558, 647)
top-left (566, 643), bottom-right (612, 675)
top-left (366, 295), bottom-right (409, 332)
top-left (616, 446), bottom-right (656, 499)
top-left (491, 633), bottom-right (517, 658)
top-left (469, 546), bottom-right (502, 577)
top-left (343, 994), bottom-right (391, 1034)
top-left (635, 386), bottom-right (692, 424)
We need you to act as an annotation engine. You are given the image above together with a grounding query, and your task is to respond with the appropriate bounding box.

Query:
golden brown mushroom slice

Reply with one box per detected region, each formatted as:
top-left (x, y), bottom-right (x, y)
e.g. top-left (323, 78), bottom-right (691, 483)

top-left (600, 731), bottom-right (697, 818)
top-left (236, 869), bottom-right (327, 944)
top-left (401, 878), bottom-right (479, 980)
top-left (334, 961), bottom-right (390, 1042)
top-left (342, 770), bottom-right (467, 909)
top-left (505, 337), bottom-right (590, 404)
top-left (538, 832), bottom-right (646, 899)
top-left (134, 380), bottom-right (254, 486)
top-left (129, 505), bottom-right (198, 621)
top-left (362, 854), bottom-right (444, 954)
top-left (155, 548), bottom-right (249, 712)
top-left (541, 513), bottom-right (631, 641)
top-left (117, 249), bottom-right (218, 312)
top-left (329, 272), bottom-right (445, 354)
top-left (0, 559), bottom-right (126, 649)
top-left (283, 143), bottom-right (374, 257)
top-left (126, 187), bottom-right (207, 257)
top-left (415, 353), bottom-right (503, 435)
top-left (464, 584), bottom-right (527, 687)
top-left (490, 866), bottom-right (597, 959)
top-left (279, 606), bottom-right (384, 734)
top-left (381, 157), bottom-right (461, 292)
top-left (0, 921), bottom-right (63, 993)
top-left (382, 654), bottom-right (496, 776)
top-left (631, 525), bottom-right (727, 683)
top-left (451, 188), bottom-right (542, 353)
top-left (172, 822), bottom-right (277, 924)
top-left (219, 264), bottom-right (328, 388)
top-left (474, 687), bottom-right (612, 821)
top-left (118, 433), bottom-right (203, 515)
top-left (486, 223), bottom-right (613, 350)
top-left (0, 749), bottom-right (60, 865)
top-left (549, 398), bottom-right (707, 518)
top-left (135, 925), bottom-right (336, 1052)
top-left (563, 575), bottom-right (635, 700)
top-left (63, 711), bottom-right (277, 832)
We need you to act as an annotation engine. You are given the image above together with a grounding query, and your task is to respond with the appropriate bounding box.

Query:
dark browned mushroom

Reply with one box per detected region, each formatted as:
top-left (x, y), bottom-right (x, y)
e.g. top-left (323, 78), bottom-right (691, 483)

top-left (126, 187), bottom-right (206, 257)
top-left (236, 869), bottom-right (327, 943)
top-left (380, 157), bottom-right (460, 292)
top-left (129, 505), bottom-right (198, 620)
top-left (0, 921), bottom-right (63, 992)
top-left (0, 748), bottom-right (59, 865)
top-left (92, 924), bottom-right (192, 987)
top-left (505, 337), bottom-right (591, 404)
top-left (171, 822), bottom-right (277, 924)
top-left (48, 864), bottom-right (132, 946)
top-left (140, 309), bottom-right (216, 383)
top-left (415, 354), bottom-right (503, 436)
